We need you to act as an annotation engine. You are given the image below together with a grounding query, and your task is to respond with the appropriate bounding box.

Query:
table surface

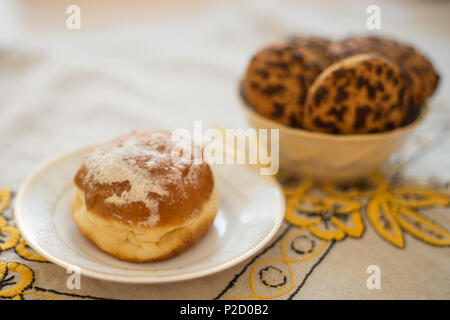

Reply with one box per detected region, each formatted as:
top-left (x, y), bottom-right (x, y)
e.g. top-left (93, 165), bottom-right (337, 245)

top-left (0, 0), bottom-right (449, 300)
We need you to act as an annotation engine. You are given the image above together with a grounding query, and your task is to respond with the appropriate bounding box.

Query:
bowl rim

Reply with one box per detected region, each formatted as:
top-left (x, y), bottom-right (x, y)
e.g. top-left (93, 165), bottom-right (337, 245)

top-left (238, 89), bottom-right (429, 142)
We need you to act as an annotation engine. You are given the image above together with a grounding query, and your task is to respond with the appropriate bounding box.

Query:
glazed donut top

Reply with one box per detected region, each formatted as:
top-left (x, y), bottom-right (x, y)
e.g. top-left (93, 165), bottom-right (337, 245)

top-left (74, 130), bottom-right (214, 228)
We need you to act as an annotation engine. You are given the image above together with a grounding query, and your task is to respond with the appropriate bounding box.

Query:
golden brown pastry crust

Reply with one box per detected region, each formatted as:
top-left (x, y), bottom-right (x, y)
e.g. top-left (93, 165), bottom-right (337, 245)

top-left (74, 130), bottom-right (214, 229)
top-left (72, 185), bottom-right (219, 262)
top-left (72, 130), bottom-right (218, 262)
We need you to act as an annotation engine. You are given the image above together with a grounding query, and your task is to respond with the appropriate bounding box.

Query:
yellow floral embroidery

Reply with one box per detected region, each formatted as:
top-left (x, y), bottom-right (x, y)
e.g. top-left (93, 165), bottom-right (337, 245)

top-left (285, 191), bottom-right (364, 241)
top-left (0, 189), bottom-right (11, 214)
top-left (0, 260), bottom-right (34, 300)
top-left (322, 172), bottom-right (388, 198)
top-left (224, 172), bottom-right (449, 300)
top-left (367, 187), bottom-right (450, 247)
top-left (0, 217), bottom-right (6, 228)
top-left (0, 189), bottom-right (11, 229)
top-left (0, 189), bottom-right (47, 261)
top-left (389, 186), bottom-right (449, 208)
top-left (367, 193), bottom-right (405, 248)
top-left (23, 290), bottom-right (59, 300)
top-left (395, 206), bottom-right (450, 246)
top-left (0, 225), bottom-right (20, 251)
top-left (15, 237), bottom-right (48, 262)
top-left (229, 229), bottom-right (327, 300)
top-left (284, 173), bottom-right (449, 247)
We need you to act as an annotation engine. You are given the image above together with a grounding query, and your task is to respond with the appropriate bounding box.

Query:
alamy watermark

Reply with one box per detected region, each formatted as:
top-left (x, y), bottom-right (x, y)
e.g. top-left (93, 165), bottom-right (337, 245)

top-left (366, 265), bottom-right (381, 290)
top-left (366, 5), bottom-right (381, 30)
top-left (66, 265), bottom-right (81, 290)
top-left (66, 5), bottom-right (81, 30)
top-left (170, 121), bottom-right (279, 175)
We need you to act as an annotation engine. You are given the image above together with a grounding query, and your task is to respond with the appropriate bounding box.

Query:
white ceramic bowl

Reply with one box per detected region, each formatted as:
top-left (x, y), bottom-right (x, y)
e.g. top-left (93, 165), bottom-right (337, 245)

top-left (239, 91), bottom-right (428, 182)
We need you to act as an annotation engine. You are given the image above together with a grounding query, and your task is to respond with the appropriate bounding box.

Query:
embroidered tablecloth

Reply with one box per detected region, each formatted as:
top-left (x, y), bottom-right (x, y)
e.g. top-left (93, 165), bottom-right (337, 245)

top-left (1, 0), bottom-right (449, 299)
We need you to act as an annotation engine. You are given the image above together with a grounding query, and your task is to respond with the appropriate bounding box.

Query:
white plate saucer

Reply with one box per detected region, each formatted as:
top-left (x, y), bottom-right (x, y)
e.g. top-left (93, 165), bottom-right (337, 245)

top-left (15, 146), bottom-right (285, 283)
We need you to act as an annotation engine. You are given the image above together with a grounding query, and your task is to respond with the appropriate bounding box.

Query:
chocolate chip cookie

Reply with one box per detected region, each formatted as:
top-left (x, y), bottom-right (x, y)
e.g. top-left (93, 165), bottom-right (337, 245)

top-left (288, 36), bottom-right (337, 70)
top-left (243, 43), bottom-right (322, 127)
top-left (333, 36), bottom-right (439, 121)
top-left (303, 54), bottom-right (406, 134)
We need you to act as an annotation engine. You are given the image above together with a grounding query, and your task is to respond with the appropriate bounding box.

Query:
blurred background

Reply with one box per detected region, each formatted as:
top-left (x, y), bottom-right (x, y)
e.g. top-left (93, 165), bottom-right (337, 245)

top-left (1, 0), bottom-right (450, 187)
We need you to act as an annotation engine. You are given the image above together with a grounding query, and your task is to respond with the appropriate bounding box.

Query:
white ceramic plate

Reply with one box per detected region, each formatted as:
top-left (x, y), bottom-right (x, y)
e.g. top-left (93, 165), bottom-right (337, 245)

top-left (15, 146), bottom-right (285, 283)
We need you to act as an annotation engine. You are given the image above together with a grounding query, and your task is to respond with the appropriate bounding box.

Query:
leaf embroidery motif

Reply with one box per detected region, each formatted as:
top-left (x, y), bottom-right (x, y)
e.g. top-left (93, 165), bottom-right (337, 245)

top-left (390, 186), bottom-right (449, 208)
top-left (395, 206), bottom-right (450, 246)
top-left (285, 191), bottom-right (363, 240)
top-left (331, 212), bottom-right (364, 238)
top-left (367, 193), bottom-right (404, 248)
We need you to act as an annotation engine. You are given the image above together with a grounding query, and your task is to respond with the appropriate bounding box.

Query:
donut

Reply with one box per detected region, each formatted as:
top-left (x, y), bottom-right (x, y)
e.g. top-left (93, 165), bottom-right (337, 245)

top-left (303, 54), bottom-right (406, 134)
top-left (242, 42), bottom-right (323, 127)
top-left (72, 130), bottom-right (218, 262)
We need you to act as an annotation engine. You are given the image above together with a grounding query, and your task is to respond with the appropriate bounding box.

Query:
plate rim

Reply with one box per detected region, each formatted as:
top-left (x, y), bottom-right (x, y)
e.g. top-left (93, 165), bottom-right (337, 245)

top-left (14, 145), bottom-right (285, 284)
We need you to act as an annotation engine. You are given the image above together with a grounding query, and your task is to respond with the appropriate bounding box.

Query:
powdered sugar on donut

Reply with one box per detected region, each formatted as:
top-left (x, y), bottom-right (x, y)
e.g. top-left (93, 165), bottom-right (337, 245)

top-left (83, 130), bottom-right (201, 226)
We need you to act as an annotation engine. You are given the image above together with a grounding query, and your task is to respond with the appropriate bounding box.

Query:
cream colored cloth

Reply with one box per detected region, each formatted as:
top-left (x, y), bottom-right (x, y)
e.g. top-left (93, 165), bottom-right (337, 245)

top-left (1, 0), bottom-right (449, 299)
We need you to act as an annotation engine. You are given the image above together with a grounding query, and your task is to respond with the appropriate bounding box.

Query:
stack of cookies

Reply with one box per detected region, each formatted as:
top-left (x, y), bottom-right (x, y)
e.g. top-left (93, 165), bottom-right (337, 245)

top-left (242, 36), bottom-right (439, 134)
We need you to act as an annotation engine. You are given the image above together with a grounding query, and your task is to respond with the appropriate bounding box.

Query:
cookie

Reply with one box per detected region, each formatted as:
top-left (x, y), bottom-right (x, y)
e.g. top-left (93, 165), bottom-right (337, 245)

top-left (334, 36), bottom-right (439, 117)
top-left (396, 49), bottom-right (439, 124)
top-left (333, 36), bottom-right (406, 61)
top-left (243, 43), bottom-right (322, 127)
top-left (288, 36), bottom-right (337, 70)
top-left (303, 54), bottom-right (406, 134)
